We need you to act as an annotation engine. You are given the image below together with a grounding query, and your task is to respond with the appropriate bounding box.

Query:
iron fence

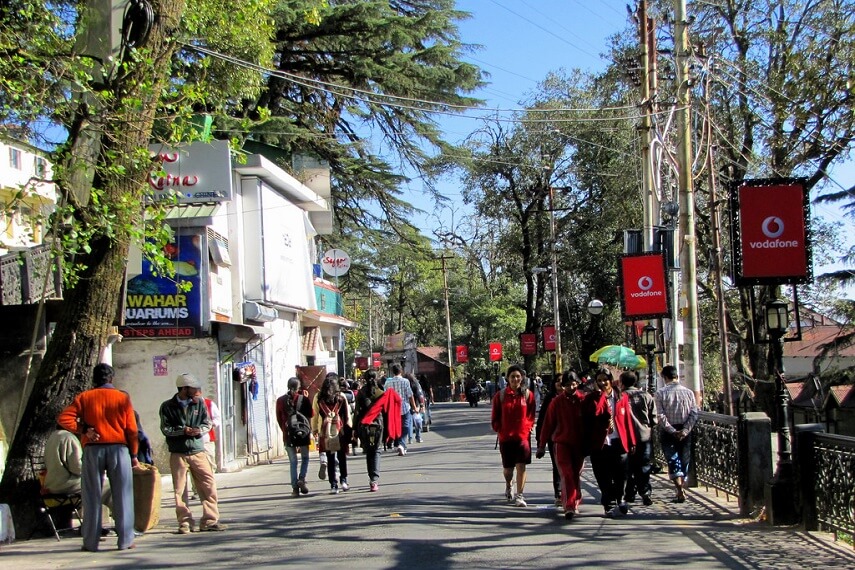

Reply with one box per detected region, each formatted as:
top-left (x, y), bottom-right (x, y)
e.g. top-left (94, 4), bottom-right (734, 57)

top-left (801, 432), bottom-right (855, 547)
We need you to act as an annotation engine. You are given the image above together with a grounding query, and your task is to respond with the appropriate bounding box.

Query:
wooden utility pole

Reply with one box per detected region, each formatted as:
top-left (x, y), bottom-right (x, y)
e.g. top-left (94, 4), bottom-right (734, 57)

top-left (436, 254), bottom-right (454, 397)
top-left (639, 0), bottom-right (659, 252)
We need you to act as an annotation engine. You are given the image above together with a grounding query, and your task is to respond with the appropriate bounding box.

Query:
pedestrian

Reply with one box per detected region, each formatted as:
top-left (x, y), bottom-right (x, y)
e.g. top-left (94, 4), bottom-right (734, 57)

top-left (275, 377), bottom-right (313, 497)
top-left (339, 377), bottom-right (357, 454)
top-left (620, 370), bottom-right (657, 506)
top-left (57, 363), bottom-right (138, 551)
top-left (185, 385), bottom-right (219, 502)
top-left (654, 365), bottom-right (699, 503)
top-left (353, 370), bottom-right (397, 492)
top-left (159, 373), bottom-right (227, 533)
top-left (383, 364), bottom-right (417, 455)
top-left (312, 373), bottom-right (351, 494)
top-left (585, 368), bottom-right (636, 517)
top-left (536, 371), bottom-right (587, 520)
top-left (491, 364), bottom-right (536, 507)
top-left (535, 373), bottom-right (564, 506)
top-left (418, 374), bottom-right (433, 429)
top-left (405, 373), bottom-right (424, 443)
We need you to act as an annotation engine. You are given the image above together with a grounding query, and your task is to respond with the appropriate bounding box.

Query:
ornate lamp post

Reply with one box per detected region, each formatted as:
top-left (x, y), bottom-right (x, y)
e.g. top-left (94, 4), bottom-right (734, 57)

top-left (641, 323), bottom-right (657, 394)
top-left (765, 298), bottom-right (796, 525)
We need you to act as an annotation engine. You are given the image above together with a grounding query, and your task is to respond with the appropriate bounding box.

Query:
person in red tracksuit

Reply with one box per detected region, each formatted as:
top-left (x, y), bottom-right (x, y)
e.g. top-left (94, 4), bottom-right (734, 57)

top-left (585, 368), bottom-right (637, 518)
top-left (536, 371), bottom-right (587, 520)
top-left (491, 364), bottom-right (536, 507)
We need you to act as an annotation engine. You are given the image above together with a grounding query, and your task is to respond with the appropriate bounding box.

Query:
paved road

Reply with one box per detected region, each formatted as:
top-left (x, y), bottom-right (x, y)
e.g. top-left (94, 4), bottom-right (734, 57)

top-left (2, 402), bottom-right (854, 569)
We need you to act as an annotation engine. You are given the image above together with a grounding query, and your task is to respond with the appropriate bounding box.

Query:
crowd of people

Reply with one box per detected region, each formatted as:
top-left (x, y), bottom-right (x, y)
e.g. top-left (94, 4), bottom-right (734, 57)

top-left (494, 364), bottom-right (699, 521)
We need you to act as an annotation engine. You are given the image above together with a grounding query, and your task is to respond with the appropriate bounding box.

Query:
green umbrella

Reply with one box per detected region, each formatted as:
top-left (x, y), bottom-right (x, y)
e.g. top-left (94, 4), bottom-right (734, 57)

top-left (589, 345), bottom-right (646, 370)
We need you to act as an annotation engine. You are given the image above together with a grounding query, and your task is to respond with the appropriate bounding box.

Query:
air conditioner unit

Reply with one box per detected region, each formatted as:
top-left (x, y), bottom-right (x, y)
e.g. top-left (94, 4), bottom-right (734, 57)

top-left (244, 301), bottom-right (277, 323)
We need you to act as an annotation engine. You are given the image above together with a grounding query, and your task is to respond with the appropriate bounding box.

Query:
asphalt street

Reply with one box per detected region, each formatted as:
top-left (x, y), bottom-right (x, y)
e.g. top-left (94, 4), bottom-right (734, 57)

top-left (1, 402), bottom-right (854, 569)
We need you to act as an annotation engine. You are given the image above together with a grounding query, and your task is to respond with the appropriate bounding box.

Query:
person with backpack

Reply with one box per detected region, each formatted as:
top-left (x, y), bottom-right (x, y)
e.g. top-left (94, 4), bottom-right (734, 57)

top-left (353, 370), bottom-right (387, 492)
top-left (311, 373), bottom-right (351, 494)
top-left (338, 377), bottom-right (356, 455)
top-left (275, 377), bottom-right (314, 497)
top-left (491, 364), bottom-right (536, 507)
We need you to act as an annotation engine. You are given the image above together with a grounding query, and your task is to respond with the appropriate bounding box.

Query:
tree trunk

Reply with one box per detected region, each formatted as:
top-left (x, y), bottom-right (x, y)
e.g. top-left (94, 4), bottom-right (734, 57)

top-left (0, 0), bottom-right (186, 537)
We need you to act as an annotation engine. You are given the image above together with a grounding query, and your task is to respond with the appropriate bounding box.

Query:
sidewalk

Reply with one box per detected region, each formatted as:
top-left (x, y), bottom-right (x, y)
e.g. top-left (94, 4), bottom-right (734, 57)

top-left (1, 402), bottom-right (853, 569)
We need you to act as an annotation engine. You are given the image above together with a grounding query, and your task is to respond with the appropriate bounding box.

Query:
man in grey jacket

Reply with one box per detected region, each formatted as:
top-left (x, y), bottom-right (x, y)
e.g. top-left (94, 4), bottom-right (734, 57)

top-left (619, 371), bottom-right (657, 506)
top-left (160, 373), bottom-right (226, 534)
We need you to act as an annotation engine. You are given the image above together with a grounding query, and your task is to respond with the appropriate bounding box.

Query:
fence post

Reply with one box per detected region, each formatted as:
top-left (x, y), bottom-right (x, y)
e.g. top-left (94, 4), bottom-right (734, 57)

top-left (793, 424), bottom-right (824, 531)
top-left (738, 412), bottom-right (772, 517)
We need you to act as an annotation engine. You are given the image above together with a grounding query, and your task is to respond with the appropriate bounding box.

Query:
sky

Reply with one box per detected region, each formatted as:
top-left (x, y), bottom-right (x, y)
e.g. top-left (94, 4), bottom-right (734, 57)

top-left (401, 0), bottom-right (853, 295)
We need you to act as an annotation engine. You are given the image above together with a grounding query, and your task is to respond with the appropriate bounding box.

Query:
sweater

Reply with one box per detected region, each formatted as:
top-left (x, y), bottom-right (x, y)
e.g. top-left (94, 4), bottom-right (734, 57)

top-left (538, 389), bottom-right (586, 450)
top-left (57, 385), bottom-right (139, 456)
top-left (491, 387), bottom-right (536, 443)
top-left (43, 429), bottom-right (82, 495)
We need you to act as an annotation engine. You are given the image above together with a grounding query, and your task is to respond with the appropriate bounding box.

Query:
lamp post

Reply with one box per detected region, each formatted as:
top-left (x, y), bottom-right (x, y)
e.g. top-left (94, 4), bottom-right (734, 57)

top-left (765, 298), bottom-right (796, 525)
top-left (547, 187), bottom-right (562, 377)
top-left (641, 323), bottom-right (657, 394)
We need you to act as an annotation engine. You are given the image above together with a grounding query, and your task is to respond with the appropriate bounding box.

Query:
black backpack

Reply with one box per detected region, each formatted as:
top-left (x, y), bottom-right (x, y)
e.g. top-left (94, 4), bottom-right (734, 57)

top-left (286, 394), bottom-right (312, 444)
top-left (359, 411), bottom-right (384, 448)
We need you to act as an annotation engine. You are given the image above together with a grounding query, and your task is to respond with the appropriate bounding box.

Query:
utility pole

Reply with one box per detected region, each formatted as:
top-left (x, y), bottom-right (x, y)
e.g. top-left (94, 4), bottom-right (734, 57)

top-left (437, 254), bottom-right (455, 398)
top-left (675, 0), bottom-right (702, 402)
top-left (638, 0), bottom-right (659, 252)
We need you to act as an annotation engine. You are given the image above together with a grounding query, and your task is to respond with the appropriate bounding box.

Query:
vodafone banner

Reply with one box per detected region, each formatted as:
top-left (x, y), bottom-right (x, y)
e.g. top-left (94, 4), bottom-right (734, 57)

top-left (372, 352), bottom-right (381, 369)
top-left (542, 326), bottom-right (556, 352)
top-left (488, 342), bottom-right (503, 362)
top-left (732, 179), bottom-right (811, 285)
top-left (619, 253), bottom-right (670, 320)
top-left (519, 333), bottom-right (537, 356)
top-left (456, 345), bottom-right (469, 363)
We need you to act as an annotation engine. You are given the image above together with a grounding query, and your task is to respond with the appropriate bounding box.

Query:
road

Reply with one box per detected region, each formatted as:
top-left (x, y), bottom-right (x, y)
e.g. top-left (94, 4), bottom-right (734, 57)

top-left (2, 402), bottom-right (854, 569)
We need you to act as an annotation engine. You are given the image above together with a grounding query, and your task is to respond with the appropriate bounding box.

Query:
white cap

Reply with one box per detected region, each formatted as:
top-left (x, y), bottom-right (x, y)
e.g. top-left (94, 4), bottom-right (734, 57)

top-left (176, 373), bottom-right (202, 389)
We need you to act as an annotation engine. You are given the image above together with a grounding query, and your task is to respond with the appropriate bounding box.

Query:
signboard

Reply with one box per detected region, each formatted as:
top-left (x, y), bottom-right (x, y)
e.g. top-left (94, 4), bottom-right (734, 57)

top-left (148, 140), bottom-right (233, 204)
top-left (619, 253), bottom-right (670, 320)
top-left (731, 179), bottom-right (812, 285)
top-left (488, 342), bottom-right (503, 362)
top-left (120, 234), bottom-right (204, 339)
top-left (372, 352), bottom-right (381, 369)
top-left (456, 345), bottom-right (469, 363)
top-left (542, 326), bottom-right (556, 352)
top-left (519, 333), bottom-right (537, 356)
top-left (355, 356), bottom-right (369, 370)
top-left (321, 249), bottom-right (351, 277)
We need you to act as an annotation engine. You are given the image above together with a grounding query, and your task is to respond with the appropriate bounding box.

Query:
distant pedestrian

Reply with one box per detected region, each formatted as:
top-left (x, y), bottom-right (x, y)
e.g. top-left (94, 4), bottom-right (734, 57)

top-left (418, 374), bottom-right (433, 429)
top-left (383, 364), bottom-right (417, 455)
top-left (535, 373), bottom-right (564, 506)
top-left (536, 371), bottom-right (587, 520)
top-left (406, 373), bottom-right (424, 443)
top-left (585, 368), bottom-right (636, 517)
top-left (312, 373), bottom-right (351, 494)
top-left (57, 363), bottom-right (138, 552)
top-left (654, 365), bottom-right (698, 503)
top-left (491, 364), bottom-right (536, 507)
top-left (275, 377), bottom-right (313, 497)
top-left (160, 373), bottom-right (227, 533)
top-left (620, 371), bottom-right (657, 506)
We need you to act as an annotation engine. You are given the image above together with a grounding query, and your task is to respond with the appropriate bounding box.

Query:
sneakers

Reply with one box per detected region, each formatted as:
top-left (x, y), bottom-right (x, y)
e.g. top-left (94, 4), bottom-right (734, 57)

top-left (553, 496), bottom-right (562, 507)
top-left (290, 487), bottom-right (300, 498)
top-left (564, 511), bottom-right (575, 520)
top-left (396, 445), bottom-right (407, 456)
top-left (642, 494), bottom-right (653, 506)
top-left (340, 479), bottom-right (349, 492)
top-left (330, 486), bottom-right (340, 495)
top-left (514, 494), bottom-right (527, 507)
top-left (505, 486), bottom-right (513, 502)
top-left (319, 463), bottom-right (327, 480)
top-left (178, 522), bottom-right (192, 534)
top-left (618, 502), bottom-right (629, 516)
top-left (297, 479), bottom-right (309, 495)
top-left (200, 522), bottom-right (228, 532)
top-left (369, 481), bottom-right (379, 492)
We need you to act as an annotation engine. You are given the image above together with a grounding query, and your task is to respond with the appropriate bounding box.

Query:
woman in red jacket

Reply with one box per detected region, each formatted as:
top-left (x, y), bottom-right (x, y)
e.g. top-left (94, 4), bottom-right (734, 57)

top-left (536, 371), bottom-right (587, 520)
top-left (585, 368), bottom-right (637, 517)
top-left (491, 364), bottom-right (536, 507)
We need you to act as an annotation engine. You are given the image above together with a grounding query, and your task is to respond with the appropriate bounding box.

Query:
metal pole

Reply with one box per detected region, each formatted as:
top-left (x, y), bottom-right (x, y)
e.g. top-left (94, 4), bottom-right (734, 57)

top-left (549, 186), bottom-right (562, 376)
top-left (675, 0), bottom-right (702, 403)
top-left (647, 349), bottom-right (656, 394)
top-left (441, 256), bottom-right (454, 399)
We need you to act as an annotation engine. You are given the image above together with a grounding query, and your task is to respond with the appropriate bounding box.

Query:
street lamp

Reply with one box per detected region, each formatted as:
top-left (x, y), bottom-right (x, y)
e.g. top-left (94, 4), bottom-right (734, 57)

top-left (586, 299), bottom-right (604, 316)
top-left (765, 297), bottom-right (796, 525)
top-left (641, 323), bottom-right (657, 393)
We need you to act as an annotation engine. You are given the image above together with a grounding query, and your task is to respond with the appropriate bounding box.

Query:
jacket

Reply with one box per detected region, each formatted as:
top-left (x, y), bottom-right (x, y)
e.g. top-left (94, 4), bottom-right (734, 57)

top-left (491, 387), bottom-right (536, 443)
top-left (359, 388), bottom-right (403, 442)
top-left (538, 389), bottom-right (586, 451)
top-left (159, 395), bottom-right (211, 455)
top-left (275, 391), bottom-right (313, 447)
top-left (585, 389), bottom-right (637, 453)
top-left (624, 387), bottom-right (657, 442)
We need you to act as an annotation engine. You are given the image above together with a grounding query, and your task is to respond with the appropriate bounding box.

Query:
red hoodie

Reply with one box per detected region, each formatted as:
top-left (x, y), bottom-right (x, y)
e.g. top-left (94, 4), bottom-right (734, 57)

top-left (539, 389), bottom-right (586, 449)
top-left (491, 387), bottom-right (535, 443)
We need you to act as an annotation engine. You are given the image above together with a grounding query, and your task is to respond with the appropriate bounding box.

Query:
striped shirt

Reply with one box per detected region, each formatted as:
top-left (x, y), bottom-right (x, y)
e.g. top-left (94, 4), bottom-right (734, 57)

top-left (654, 381), bottom-right (698, 434)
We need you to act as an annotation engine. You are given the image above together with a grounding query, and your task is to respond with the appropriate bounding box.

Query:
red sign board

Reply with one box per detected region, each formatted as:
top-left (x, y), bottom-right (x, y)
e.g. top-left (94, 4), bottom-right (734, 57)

top-left (488, 343), bottom-right (503, 362)
top-left (619, 253), bottom-right (670, 320)
top-left (355, 356), bottom-right (369, 370)
top-left (733, 180), bottom-right (811, 285)
top-left (542, 326), bottom-right (556, 351)
top-left (456, 345), bottom-right (469, 363)
top-left (372, 352), bottom-right (381, 369)
top-left (519, 333), bottom-right (537, 355)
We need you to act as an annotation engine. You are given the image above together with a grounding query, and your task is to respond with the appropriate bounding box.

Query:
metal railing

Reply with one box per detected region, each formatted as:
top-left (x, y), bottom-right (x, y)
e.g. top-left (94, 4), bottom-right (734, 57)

top-left (693, 412), bottom-right (740, 499)
top-left (0, 244), bottom-right (61, 305)
top-left (800, 431), bottom-right (855, 547)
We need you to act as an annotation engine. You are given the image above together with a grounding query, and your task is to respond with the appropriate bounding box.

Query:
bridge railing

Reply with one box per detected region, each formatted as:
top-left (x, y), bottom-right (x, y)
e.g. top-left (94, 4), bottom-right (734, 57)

top-left (692, 412), bottom-right (739, 499)
top-left (798, 430), bottom-right (855, 547)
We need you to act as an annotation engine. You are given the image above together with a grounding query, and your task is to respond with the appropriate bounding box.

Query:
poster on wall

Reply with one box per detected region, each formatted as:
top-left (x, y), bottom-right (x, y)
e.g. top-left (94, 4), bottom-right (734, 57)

top-left (119, 234), bottom-right (204, 339)
top-left (153, 356), bottom-right (168, 376)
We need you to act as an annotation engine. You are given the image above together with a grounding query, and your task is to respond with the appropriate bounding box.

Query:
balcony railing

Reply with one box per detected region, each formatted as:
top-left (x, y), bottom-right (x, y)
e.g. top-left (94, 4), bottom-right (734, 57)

top-left (0, 244), bottom-right (62, 305)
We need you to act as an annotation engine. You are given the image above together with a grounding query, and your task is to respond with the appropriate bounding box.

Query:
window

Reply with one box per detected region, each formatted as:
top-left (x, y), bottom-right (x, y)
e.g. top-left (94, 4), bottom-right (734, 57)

top-left (9, 147), bottom-right (22, 170)
top-left (34, 157), bottom-right (46, 177)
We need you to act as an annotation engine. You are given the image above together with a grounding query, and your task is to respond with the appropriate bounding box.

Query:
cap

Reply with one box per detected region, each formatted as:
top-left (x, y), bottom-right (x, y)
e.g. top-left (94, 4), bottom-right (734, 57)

top-left (176, 373), bottom-right (202, 389)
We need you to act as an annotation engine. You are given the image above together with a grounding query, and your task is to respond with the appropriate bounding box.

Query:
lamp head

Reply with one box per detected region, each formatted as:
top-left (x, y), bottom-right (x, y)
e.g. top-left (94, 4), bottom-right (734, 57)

top-left (587, 299), bottom-right (604, 316)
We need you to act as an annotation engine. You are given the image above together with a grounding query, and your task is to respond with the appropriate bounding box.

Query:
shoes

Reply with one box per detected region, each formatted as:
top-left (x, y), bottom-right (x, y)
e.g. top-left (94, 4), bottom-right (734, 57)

top-left (291, 488), bottom-right (300, 497)
top-left (618, 502), bottom-right (629, 515)
top-left (118, 543), bottom-right (137, 550)
top-left (319, 463), bottom-right (327, 480)
top-left (178, 522), bottom-right (192, 534)
top-left (369, 481), bottom-right (379, 492)
top-left (603, 506), bottom-right (615, 518)
top-left (340, 479), bottom-right (349, 492)
top-left (505, 487), bottom-right (513, 502)
top-left (298, 479), bottom-right (309, 495)
top-left (330, 486), bottom-right (340, 495)
top-left (407, 438), bottom-right (413, 444)
top-left (564, 511), bottom-right (575, 520)
top-left (642, 494), bottom-right (653, 506)
top-left (624, 494), bottom-right (637, 503)
top-left (676, 487), bottom-right (687, 503)
top-left (415, 438), bottom-right (423, 443)
top-left (396, 445), bottom-right (406, 456)
top-left (554, 496), bottom-right (562, 507)
top-left (200, 522), bottom-right (228, 532)
top-left (514, 494), bottom-right (527, 507)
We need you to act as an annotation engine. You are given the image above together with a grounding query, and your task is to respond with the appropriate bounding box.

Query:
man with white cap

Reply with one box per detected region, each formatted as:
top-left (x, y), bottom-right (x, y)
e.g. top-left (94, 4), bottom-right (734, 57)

top-left (159, 373), bottom-right (227, 533)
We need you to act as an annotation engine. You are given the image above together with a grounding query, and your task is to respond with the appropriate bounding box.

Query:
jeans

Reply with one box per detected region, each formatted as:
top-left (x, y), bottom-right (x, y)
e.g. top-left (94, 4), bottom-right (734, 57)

top-left (590, 443), bottom-right (628, 509)
top-left (625, 440), bottom-right (653, 498)
top-left (285, 445), bottom-right (309, 488)
top-left (397, 411), bottom-right (412, 450)
top-left (364, 443), bottom-right (381, 482)
top-left (660, 430), bottom-right (692, 480)
top-left (325, 449), bottom-right (348, 487)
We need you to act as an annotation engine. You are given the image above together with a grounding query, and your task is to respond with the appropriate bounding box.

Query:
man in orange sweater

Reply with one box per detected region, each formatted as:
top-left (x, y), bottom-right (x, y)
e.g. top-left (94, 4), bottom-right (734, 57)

top-left (57, 363), bottom-right (139, 552)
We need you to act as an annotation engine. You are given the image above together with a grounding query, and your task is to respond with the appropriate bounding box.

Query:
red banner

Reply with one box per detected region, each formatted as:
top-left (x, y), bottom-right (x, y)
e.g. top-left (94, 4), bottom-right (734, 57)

top-left (619, 253), bottom-right (670, 319)
top-left (735, 181), bottom-right (810, 284)
top-left (519, 333), bottom-right (537, 355)
top-left (542, 326), bottom-right (556, 351)
top-left (372, 352), bottom-right (381, 369)
top-left (456, 345), bottom-right (469, 363)
top-left (488, 342), bottom-right (503, 362)
top-left (355, 356), bottom-right (369, 370)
